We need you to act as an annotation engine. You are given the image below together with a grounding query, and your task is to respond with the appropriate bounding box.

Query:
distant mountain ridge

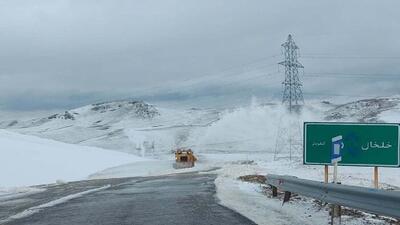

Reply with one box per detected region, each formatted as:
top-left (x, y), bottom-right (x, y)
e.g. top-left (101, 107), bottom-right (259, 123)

top-left (325, 97), bottom-right (400, 122)
top-left (1, 100), bottom-right (160, 129)
top-left (0, 96), bottom-right (398, 156)
top-left (0, 99), bottom-right (220, 154)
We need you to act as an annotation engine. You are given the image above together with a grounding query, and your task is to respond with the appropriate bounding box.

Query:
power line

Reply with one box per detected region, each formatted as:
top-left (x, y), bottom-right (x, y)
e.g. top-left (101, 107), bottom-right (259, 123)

top-left (178, 54), bottom-right (281, 83)
top-left (185, 137), bottom-right (265, 148)
top-left (303, 92), bottom-right (381, 98)
top-left (220, 70), bottom-right (280, 89)
top-left (302, 54), bottom-right (400, 60)
top-left (136, 56), bottom-right (281, 94)
top-left (135, 49), bottom-right (399, 101)
top-left (303, 72), bottom-right (400, 79)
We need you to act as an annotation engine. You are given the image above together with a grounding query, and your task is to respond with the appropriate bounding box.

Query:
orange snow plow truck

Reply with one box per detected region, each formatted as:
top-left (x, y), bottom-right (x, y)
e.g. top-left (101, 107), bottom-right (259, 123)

top-left (173, 148), bottom-right (197, 169)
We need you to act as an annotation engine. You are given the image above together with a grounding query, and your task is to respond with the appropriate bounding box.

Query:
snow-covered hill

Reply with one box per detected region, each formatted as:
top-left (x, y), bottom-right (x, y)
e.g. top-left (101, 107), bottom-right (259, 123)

top-left (325, 96), bottom-right (400, 122)
top-left (0, 130), bottom-right (146, 187)
top-left (0, 96), bottom-right (398, 157)
top-left (1, 100), bottom-right (160, 128)
top-left (0, 100), bottom-right (220, 155)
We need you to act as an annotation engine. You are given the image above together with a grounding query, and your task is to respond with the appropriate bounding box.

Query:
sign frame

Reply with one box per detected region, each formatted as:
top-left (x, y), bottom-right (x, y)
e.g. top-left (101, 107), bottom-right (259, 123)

top-left (303, 122), bottom-right (400, 167)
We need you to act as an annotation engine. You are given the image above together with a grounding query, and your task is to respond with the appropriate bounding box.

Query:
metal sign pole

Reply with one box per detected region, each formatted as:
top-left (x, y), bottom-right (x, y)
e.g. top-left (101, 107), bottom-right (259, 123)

top-left (324, 165), bottom-right (329, 183)
top-left (331, 161), bottom-right (341, 225)
top-left (333, 162), bottom-right (338, 184)
top-left (374, 166), bottom-right (379, 189)
top-left (331, 136), bottom-right (342, 225)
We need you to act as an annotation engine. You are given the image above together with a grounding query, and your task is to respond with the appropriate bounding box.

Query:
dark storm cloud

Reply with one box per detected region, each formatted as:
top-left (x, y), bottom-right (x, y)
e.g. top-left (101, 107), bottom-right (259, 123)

top-left (0, 0), bottom-right (399, 110)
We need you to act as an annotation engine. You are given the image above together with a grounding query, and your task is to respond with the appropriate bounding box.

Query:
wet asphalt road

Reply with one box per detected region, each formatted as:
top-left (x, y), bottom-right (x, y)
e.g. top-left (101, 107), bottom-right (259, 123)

top-left (2, 173), bottom-right (256, 225)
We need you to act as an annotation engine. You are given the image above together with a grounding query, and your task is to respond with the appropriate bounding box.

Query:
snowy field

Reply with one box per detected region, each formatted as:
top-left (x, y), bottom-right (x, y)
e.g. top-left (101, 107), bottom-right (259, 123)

top-left (211, 153), bottom-right (400, 225)
top-left (0, 130), bottom-right (147, 191)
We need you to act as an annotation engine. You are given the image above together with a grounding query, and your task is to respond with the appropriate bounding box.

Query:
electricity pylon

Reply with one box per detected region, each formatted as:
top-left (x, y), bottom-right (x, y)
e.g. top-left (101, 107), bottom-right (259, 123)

top-left (279, 34), bottom-right (304, 113)
top-left (274, 34), bottom-right (304, 161)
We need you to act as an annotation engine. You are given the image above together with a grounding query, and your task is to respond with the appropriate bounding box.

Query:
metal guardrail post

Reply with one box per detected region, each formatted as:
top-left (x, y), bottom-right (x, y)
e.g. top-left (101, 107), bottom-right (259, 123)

top-left (272, 186), bottom-right (278, 197)
top-left (330, 204), bottom-right (341, 225)
top-left (283, 191), bottom-right (291, 204)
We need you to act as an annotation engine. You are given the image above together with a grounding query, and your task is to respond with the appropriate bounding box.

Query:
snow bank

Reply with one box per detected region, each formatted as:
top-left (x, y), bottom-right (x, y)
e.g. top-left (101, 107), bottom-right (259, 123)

top-left (0, 130), bottom-right (148, 187)
top-left (215, 175), bottom-right (328, 225)
top-left (214, 154), bottom-right (400, 225)
top-left (379, 108), bottom-right (400, 123)
top-left (0, 186), bottom-right (44, 202)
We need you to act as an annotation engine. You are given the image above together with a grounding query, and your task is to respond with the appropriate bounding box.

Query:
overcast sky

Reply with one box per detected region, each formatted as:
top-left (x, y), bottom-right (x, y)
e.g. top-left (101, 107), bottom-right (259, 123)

top-left (0, 0), bottom-right (399, 110)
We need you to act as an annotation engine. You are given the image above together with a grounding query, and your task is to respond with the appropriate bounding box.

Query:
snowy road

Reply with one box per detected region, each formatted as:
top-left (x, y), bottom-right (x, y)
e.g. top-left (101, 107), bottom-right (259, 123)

top-left (1, 173), bottom-right (256, 225)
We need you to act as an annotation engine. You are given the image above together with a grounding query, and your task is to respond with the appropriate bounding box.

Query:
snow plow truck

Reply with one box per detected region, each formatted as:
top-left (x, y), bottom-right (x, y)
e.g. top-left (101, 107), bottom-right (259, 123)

top-left (173, 148), bottom-right (197, 169)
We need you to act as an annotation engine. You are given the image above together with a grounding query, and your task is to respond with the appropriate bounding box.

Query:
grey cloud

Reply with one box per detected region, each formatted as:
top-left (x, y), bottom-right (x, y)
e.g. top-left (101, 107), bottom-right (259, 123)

top-left (0, 0), bottom-right (399, 110)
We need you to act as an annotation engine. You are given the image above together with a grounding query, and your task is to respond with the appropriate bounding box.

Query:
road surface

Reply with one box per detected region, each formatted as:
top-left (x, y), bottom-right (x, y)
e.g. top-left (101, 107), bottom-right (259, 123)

top-left (1, 173), bottom-right (256, 225)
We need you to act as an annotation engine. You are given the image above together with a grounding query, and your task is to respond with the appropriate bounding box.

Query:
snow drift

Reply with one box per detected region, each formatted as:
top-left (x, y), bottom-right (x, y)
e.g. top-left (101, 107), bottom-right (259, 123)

top-left (0, 130), bottom-right (147, 187)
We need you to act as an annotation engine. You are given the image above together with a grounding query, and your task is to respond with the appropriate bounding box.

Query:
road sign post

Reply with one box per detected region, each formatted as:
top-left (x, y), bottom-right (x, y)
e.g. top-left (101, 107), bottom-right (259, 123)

top-left (331, 135), bottom-right (343, 184)
top-left (330, 135), bottom-right (343, 225)
top-left (324, 165), bottom-right (329, 183)
top-left (374, 166), bottom-right (379, 189)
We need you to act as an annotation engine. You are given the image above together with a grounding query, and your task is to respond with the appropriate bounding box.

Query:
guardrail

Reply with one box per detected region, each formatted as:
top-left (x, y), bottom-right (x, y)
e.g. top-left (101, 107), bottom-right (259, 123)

top-left (266, 174), bottom-right (400, 220)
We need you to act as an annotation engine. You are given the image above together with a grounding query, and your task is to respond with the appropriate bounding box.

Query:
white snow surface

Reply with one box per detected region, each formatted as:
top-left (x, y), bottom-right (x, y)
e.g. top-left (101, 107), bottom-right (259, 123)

top-left (0, 129), bottom-right (148, 187)
top-left (1, 100), bottom-right (220, 155)
top-left (212, 153), bottom-right (400, 225)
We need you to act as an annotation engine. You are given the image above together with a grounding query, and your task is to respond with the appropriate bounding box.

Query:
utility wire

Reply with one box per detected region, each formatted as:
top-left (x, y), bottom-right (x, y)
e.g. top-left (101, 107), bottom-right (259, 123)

top-left (303, 92), bottom-right (381, 98)
top-left (303, 72), bottom-right (399, 79)
top-left (218, 70), bottom-right (280, 89)
top-left (301, 53), bottom-right (400, 59)
top-left (185, 137), bottom-right (265, 148)
top-left (135, 52), bottom-right (399, 99)
top-left (137, 56), bottom-right (281, 94)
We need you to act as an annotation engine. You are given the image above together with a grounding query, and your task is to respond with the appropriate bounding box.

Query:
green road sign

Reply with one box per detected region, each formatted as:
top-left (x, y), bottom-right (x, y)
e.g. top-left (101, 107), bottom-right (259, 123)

top-left (304, 122), bottom-right (400, 167)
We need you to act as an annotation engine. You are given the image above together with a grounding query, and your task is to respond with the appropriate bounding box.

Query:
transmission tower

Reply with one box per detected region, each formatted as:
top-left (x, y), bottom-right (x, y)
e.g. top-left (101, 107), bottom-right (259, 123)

top-left (279, 34), bottom-right (304, 113)
top-left (273, 34), bottom-right (304, 161)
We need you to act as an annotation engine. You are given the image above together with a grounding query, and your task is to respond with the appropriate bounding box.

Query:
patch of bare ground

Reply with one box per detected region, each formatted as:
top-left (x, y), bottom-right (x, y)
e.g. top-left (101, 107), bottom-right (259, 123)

top-left (238, 175), bottom-right (266, 184)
